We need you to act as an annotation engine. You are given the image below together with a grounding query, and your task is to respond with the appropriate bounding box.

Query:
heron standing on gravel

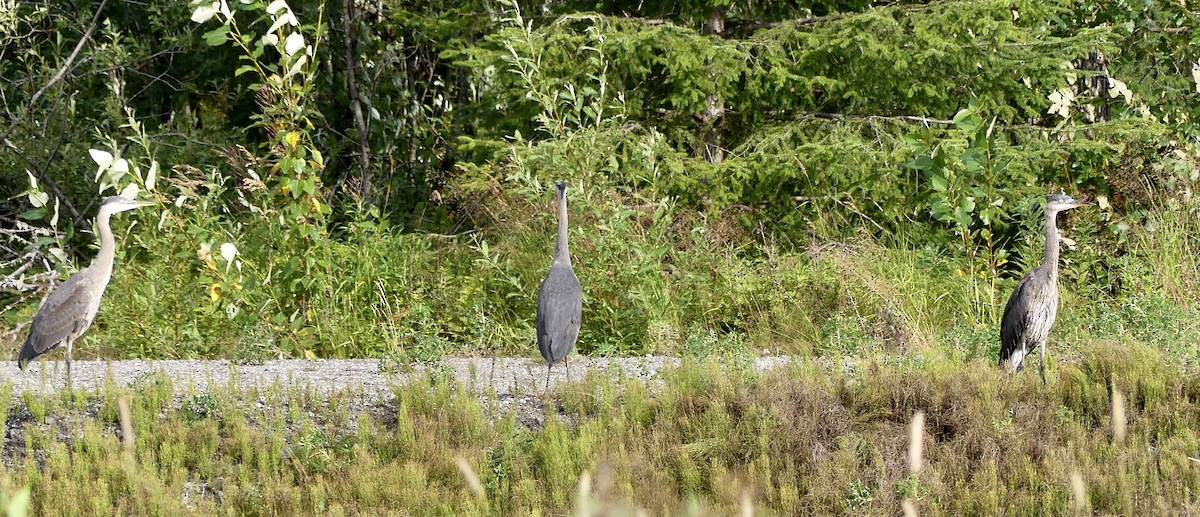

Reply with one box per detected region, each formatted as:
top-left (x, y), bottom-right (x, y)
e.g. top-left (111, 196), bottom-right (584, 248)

top-left (536, 180), bottom-right (582, 391)
top-left (18, 196), bottom-right (153, 385)
top-left (999, 193), bottom-right (1091, 383)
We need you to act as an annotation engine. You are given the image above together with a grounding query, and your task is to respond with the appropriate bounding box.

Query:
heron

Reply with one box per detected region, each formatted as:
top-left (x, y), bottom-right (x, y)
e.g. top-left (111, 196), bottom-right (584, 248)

top-left (999, 193), bottom-right (1091, 383)
top-left (18, 195), bottom-right (153, 385)
top-left (536, 180), bottom-right (582, 391)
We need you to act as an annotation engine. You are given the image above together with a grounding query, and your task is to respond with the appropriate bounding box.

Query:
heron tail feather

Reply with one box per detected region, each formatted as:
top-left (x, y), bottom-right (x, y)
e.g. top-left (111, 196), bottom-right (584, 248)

top-left (17, 337), bottom-right (38, 370)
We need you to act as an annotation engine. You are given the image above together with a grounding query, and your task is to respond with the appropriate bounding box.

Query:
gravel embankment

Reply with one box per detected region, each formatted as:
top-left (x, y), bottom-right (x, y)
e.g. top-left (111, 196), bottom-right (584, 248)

top-left (0, 356), bottom-right (800, 432)
top-left (1, 356), bottom-right (799, 399)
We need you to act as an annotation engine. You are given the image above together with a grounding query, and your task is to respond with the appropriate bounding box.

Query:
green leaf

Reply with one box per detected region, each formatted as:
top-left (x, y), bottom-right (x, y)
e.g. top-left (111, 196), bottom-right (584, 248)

top-left (959, 196), bottom-right (976, 213)
top-left (18, 208), bottom-right (46, 220)
top-left (902, 133), bottom-right (925, 151)
top-left (962, 148), bottom-right (984, 172)
top-left (953, 204), bottom-right (972, 227)
top-left (952, 109), bottom-right (982, 133)
top-left (993, 157), bottom-right (1012, 174)
top-left (930, 199), bottom-right (952, 222)
top-left (929, 172), bottom-right (949, 192)
top-left (905, 155), bottom-right (933, 171)
top-left (203, 25), bottom-right (231, 46)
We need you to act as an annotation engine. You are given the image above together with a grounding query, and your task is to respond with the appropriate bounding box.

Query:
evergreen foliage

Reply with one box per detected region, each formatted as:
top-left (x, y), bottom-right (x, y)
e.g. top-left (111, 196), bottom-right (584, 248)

top-left (0, 0), bottom-right (1197, 361)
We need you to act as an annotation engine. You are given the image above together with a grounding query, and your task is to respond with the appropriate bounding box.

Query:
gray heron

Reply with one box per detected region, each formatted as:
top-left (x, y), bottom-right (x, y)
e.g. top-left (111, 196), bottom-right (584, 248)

top-left (536, 180), bottom-right (582, 391)
top-left (999, 193), bottom-right (1091, 383)
top-left (18, 196), bottom-right (153, 384)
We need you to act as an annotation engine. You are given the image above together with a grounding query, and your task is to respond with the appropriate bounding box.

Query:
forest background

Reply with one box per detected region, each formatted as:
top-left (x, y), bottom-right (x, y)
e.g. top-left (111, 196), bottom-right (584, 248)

top-left (4, 1), bottom-right (1200, 515)
top-left (1, 0), bottom-right (1199, 368)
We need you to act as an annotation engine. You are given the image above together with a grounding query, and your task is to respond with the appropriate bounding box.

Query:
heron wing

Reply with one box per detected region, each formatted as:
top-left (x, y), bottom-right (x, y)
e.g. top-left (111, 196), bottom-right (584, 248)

top-left (998, 269), bottom-right (1047, 365)
top-left (19, 270), bottom-right (97, 366)
top-left (536, 265), bottom-right (582, 363)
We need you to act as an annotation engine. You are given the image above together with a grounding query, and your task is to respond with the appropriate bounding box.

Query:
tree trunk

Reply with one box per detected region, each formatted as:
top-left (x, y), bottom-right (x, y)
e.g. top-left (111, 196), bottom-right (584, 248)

top-left (342, 0), bottom-right (373, 203)
top-left (1075, 51), bottom-right (1110, 123)
top-left (702, 6), bottom-right (725, 164)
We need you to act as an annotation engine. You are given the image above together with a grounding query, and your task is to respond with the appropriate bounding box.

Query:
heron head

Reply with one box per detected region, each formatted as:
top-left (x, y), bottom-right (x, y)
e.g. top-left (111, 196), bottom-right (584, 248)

top-left (100, 196), bottom-right (155, 215)
top-left (556, 180), bottom-right (567, 192)
top-left (1046, 193), bottom-right (1091, 213)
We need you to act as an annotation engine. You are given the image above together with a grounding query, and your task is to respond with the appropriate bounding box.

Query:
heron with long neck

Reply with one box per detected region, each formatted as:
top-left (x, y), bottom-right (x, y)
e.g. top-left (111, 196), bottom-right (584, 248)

top-left (19, 196), bottom-right (153, 386)
top-left (999, 193), bottom-right (1091, 383)
top-left (536, 181), bottom-right (582, 391)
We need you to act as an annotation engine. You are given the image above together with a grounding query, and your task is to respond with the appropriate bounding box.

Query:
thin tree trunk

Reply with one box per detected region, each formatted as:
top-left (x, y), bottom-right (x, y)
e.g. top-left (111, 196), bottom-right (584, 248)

top-left (342, 0), bottom-right (372, 202)
top-left (702, 6), bottom-right (725, 164)
top-left (1076, 51), bottom-right (1110, 123)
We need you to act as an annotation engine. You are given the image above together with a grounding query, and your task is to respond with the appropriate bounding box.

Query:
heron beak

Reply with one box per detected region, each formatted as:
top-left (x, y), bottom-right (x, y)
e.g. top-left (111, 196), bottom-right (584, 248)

top-left (132, 200), bottom-right (155, 208)
top-left (1069, 201), bottom-right (1093, 208)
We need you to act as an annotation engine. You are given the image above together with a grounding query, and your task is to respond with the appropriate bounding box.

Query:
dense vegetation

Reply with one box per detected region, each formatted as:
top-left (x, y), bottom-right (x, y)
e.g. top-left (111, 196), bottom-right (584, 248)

top-left (2, 1), bottom-right (1200, 514)
top-left (2, 0), bottom-right (1199, 363)
top-left (0, 347), bottom-right (1195, 515)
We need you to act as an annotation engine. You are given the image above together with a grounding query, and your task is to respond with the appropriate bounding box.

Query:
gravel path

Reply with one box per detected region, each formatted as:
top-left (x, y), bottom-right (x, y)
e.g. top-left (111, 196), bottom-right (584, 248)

top-left (1, 356), bottom-right (799, 399)
top-left (0, 356), bottom-right (801, 432)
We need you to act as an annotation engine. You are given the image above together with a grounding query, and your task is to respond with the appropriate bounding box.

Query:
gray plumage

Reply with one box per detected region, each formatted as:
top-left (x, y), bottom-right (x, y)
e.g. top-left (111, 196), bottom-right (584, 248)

top-left (18, 196), bottom-right (152, 382)
top-left (536, 180), bottom-right (582, 391)
top-left (999, 193), bottom-right (1091, 383)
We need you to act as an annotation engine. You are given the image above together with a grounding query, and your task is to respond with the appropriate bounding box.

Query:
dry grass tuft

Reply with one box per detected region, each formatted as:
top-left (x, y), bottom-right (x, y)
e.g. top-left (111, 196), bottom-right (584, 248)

top-left (2, 346), bottom-right (1199, 515)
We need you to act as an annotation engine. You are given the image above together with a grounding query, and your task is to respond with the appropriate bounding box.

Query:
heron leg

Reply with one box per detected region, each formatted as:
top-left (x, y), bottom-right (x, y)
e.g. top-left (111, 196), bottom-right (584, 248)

top-left (545, 363), bottom-right (551, 393)
top-left (565, 356), bottom-right (569, 383)
top-left (1039, 340), bottom-right (1047, 385)
top-left (66, 338), bottom-right (74, 397)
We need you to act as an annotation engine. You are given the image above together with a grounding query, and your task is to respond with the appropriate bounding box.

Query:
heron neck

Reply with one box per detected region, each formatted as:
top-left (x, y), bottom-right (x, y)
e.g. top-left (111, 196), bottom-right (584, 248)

top-left (1043, 209), bottom-right (1059, 276)
top-left (554, 189), bottom-right (570, 265)
top-left (94, 209), bottom-right (117, 277)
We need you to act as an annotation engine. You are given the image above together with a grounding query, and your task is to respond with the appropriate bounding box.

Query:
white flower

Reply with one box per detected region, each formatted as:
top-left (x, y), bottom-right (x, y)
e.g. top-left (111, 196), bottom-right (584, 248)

top-left (283, 54), bottom-right (307, 80)
top-left (220, 242), bottom-right (238, 263)
top-left (146, 160), bottom-right (158, 190)
top-left (120, 183), bottom-right (140, 200)
top-left (1048, 88), bottom-right (1074, 118)
top-left (89, 149), bottom-right (113, 169)
top-left (1107, 77), bottom-right (1132, 104)
top-left (266, 0), bottom-right (289, 15)
top-left (262, 33), bottom-right (278, 46)
top-left (284, 32), bottom-right (305, 56)
top-left (110, 158), bottom-right (129, 174)
top-left (27, 190), bottom-right (49, 208)
top-left (191, 1), bottom-right (220, 23)
top-left (1192, 60), bottom-right (1200, 93)
top-left (219, 0), bottom-right (232, 19)
top-left (267, 11), bottom-right (297, 33)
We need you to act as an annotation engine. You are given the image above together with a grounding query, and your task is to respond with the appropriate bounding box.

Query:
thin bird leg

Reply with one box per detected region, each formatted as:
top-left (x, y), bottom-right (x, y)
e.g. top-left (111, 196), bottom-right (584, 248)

top-left (565, 356), bottom-right (569, 383)
top-left (66, 338), bottom-right (74, 395)
top-left (1039, 340), bottom-right (1047, 385)
top-left (545, 363), bottom-right (551, 393)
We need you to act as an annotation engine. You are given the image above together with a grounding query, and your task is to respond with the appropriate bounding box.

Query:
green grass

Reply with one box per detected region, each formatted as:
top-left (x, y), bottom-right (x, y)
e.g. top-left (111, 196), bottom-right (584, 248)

top-left (1, 344), bottom-right (1199, 516)
top-left (5, 173), bottom-right (1199, 371)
